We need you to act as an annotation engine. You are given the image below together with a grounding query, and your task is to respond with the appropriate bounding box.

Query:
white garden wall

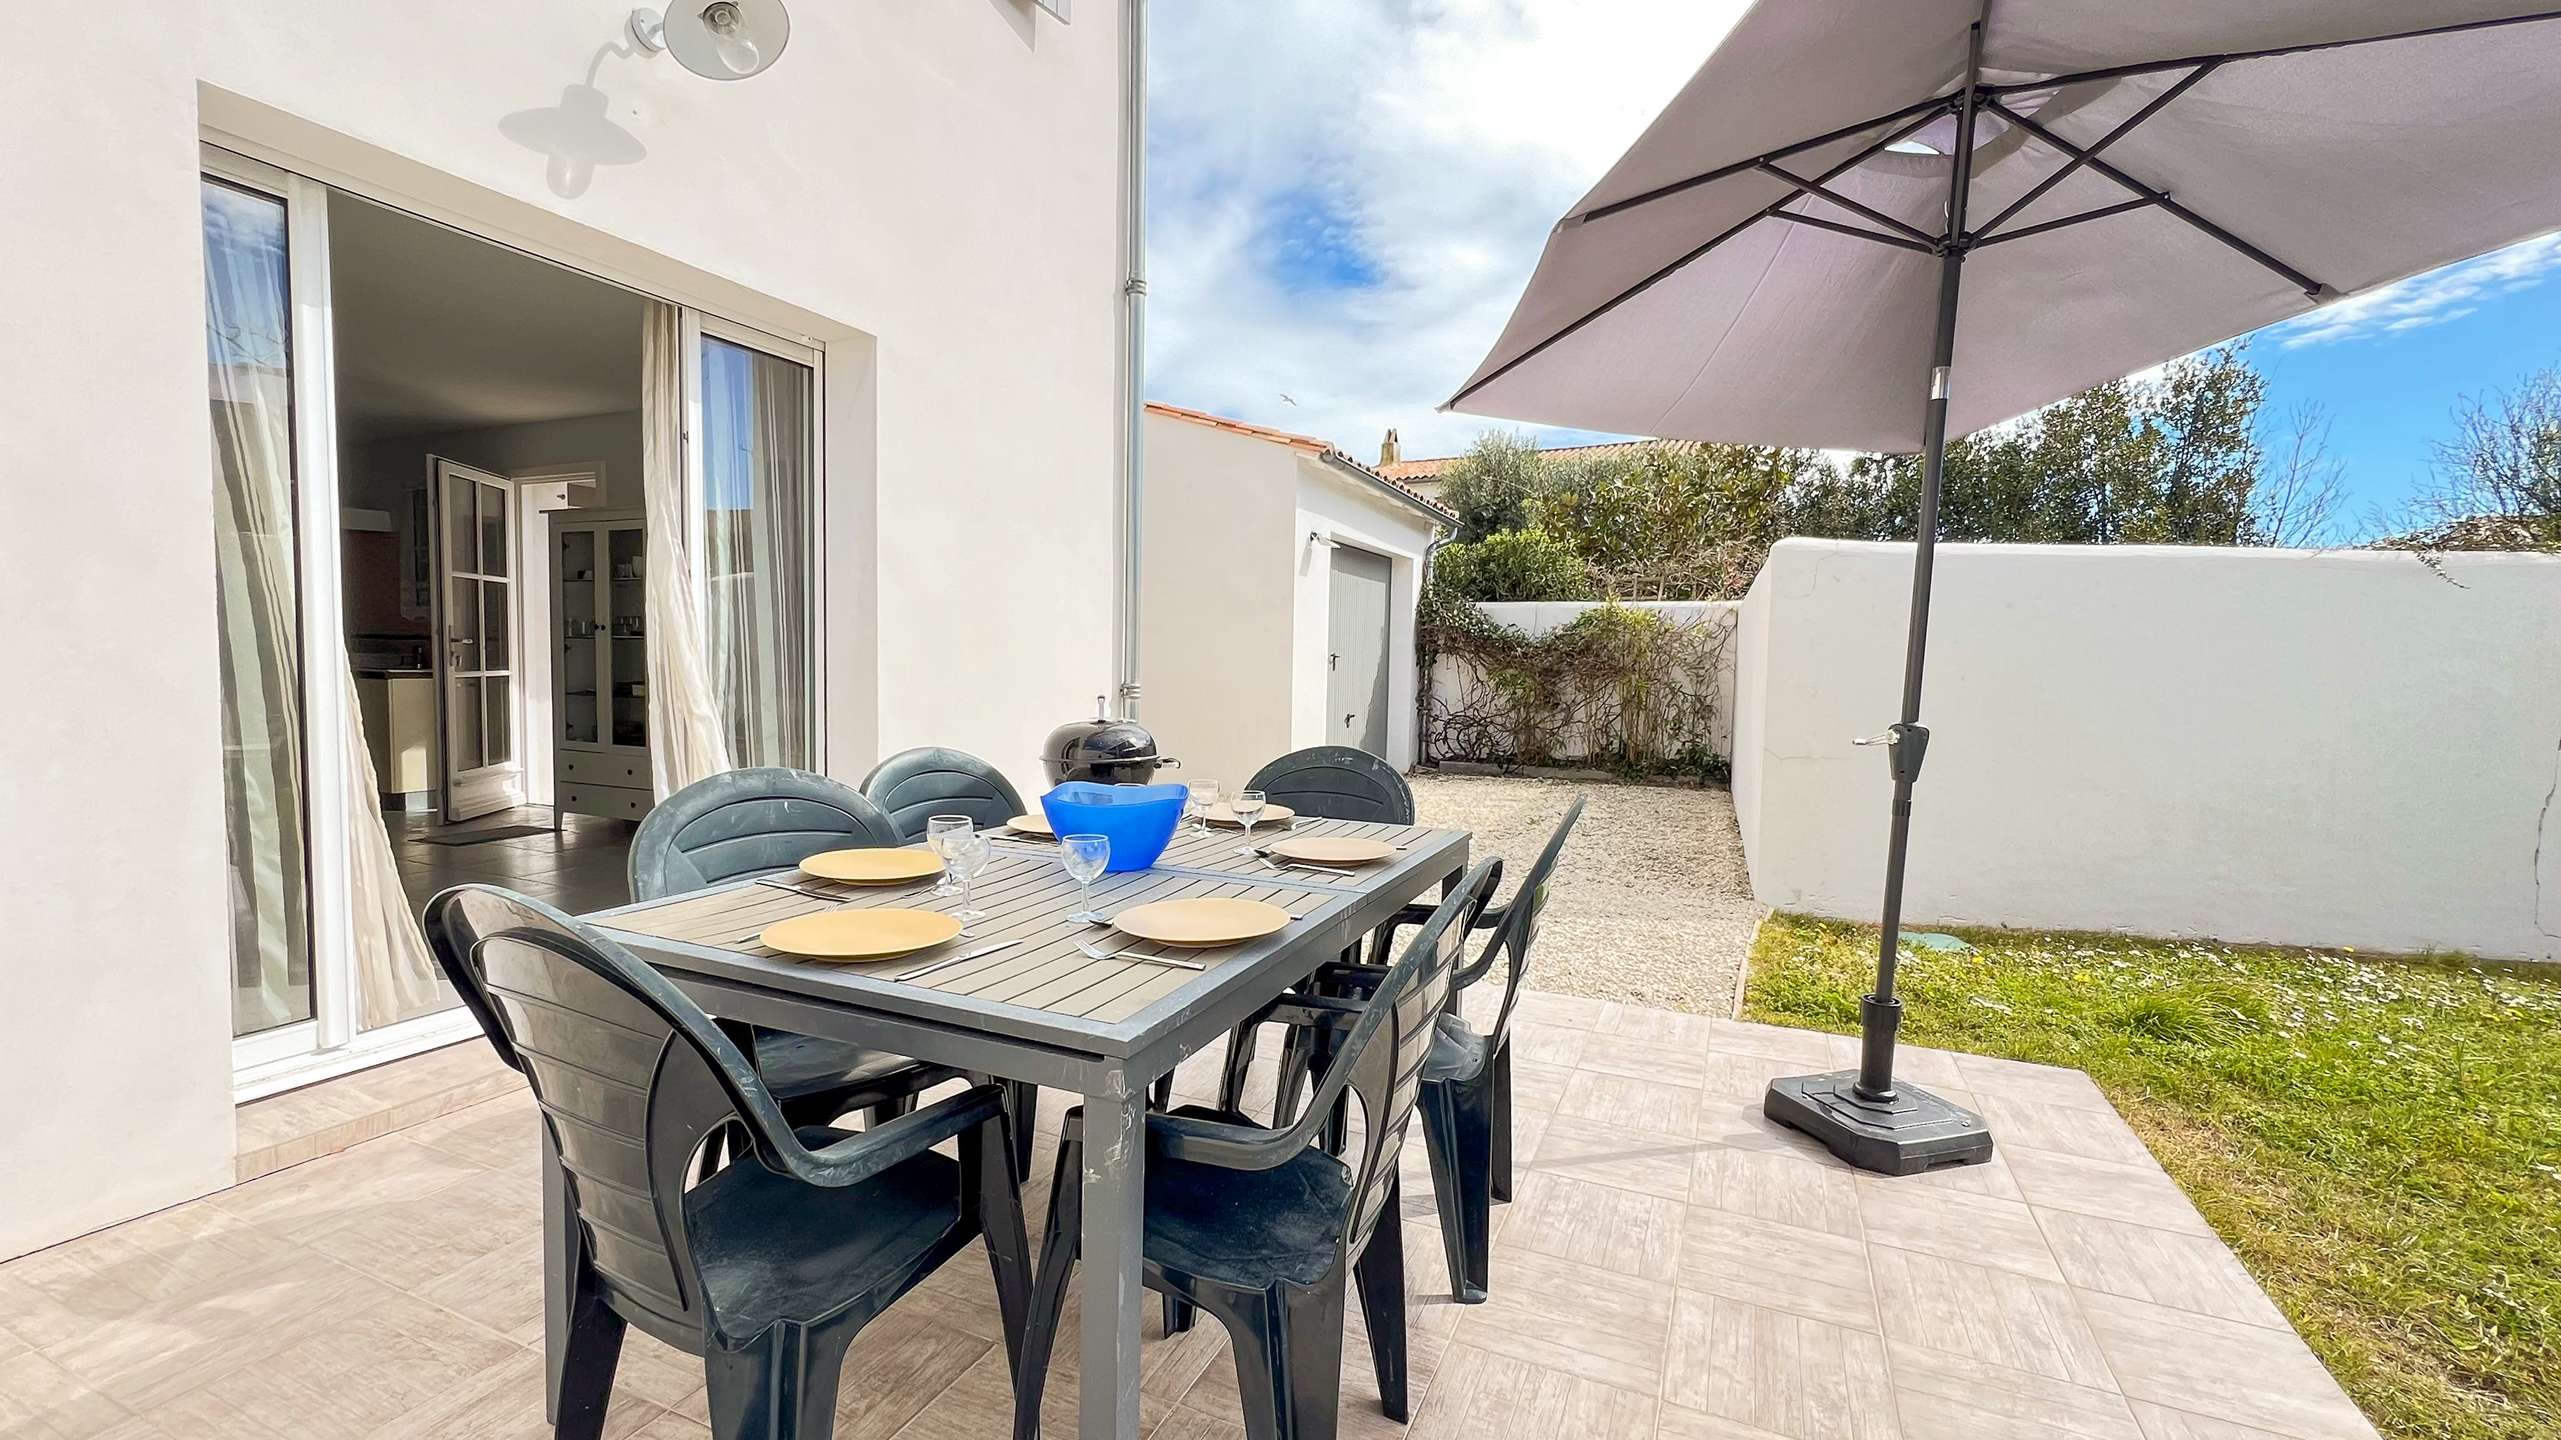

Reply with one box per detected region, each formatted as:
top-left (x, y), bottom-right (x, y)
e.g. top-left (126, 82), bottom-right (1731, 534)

top-left (1426, 600), bottom-right (1740, 766)
top-left (1731, 538), bottom-right (2561, 962)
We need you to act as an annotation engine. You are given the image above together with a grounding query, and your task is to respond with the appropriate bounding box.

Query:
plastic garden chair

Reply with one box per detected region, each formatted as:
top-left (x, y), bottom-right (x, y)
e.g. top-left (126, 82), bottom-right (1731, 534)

top-left (860, 746), bottom-right (1027, 842)
top-left (423, 884), bottom-right (1033, 1440)
top-left (1243, 745), bottom-right (1416, 824)
top-left (630, 766), bottom-right (1035, 1170)
top-left (1253, 795), bottom-right (1584, 1303)
top-left (1013, 860), bottom-right (1499, 1440)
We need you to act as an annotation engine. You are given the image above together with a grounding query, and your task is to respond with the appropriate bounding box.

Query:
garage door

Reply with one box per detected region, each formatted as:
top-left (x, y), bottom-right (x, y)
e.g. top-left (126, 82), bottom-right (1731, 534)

top-left (1326, 544), bottom-right (1393, 756)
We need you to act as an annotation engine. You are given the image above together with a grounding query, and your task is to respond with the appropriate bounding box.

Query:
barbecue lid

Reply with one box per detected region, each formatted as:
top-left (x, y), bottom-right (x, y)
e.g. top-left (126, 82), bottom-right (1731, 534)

top-left (1043, 695), bottom-right (1160, 768)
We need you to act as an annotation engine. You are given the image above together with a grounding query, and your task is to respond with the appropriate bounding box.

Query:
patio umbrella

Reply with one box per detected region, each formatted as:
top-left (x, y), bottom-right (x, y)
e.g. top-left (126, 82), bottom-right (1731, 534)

top-left (1446, 1), bottom-right (2561, 1174)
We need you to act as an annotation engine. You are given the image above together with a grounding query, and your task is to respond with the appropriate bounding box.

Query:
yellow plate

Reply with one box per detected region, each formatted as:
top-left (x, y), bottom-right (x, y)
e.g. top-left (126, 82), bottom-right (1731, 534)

top-left (798, 848), bottom-right (945, 885)
top-left (1110, 897), bottom-right (1292, 949)
top-left (1007, 813), bottom-right (1055, 838)
top-left (1202, 802), bottom-right (1296, 828)
top-left (1265, 836), bottom-right (1396, 866)
top-left (760, 908), bottom-right (963, 961)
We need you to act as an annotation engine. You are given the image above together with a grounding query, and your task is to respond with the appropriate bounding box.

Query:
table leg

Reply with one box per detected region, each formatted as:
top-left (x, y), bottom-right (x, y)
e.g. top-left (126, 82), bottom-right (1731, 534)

top-left (1077, 1079), bottom-right (1146, 1439)
top-left (541, 1118), bottom-right (573, 1423)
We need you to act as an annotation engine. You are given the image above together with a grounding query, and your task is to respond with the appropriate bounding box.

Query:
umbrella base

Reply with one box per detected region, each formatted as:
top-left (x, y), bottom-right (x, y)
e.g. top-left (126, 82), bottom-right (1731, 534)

top-left (1764, 1070), bottom-right (1993, 1176)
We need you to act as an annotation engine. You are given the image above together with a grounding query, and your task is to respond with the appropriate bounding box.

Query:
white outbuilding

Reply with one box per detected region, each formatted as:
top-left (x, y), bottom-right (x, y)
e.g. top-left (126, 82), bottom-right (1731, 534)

top-left (1139, 403), bottom-right (1454, 790)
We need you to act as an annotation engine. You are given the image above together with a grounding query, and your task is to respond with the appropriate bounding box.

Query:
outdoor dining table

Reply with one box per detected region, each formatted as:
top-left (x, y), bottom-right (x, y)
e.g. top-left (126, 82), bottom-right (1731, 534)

top-left (568, 814), bottom-right (1471, 1440)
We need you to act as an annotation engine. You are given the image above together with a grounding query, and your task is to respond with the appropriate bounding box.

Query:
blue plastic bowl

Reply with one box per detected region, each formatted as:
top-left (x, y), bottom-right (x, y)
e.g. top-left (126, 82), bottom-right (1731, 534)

top-left (1039, 782), bottom-right (1187, 872)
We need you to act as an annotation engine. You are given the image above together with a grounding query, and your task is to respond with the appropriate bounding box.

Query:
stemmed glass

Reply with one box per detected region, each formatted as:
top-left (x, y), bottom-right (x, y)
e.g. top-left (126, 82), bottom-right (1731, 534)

top-left (1059, 833), bottom-right (1110, 923)
top-left (1230, 789), bottom-right (1267, 855)
top-left (947, 829), bottom-right (993, 930)
top-left (1185, 780), bottom-right (1221, 837)
top-left (925, 814), bottom-right (972, 895)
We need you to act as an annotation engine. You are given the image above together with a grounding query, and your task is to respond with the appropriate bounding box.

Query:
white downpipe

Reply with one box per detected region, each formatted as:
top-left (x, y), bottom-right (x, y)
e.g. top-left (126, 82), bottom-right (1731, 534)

top-left (1115, 0), bottom-right (1148, 721)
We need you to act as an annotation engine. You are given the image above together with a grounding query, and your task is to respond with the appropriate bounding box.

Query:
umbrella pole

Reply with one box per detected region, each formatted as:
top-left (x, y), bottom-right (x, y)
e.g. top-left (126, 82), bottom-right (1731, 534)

top-left (1765, 7), bottom-right (1996, 1176)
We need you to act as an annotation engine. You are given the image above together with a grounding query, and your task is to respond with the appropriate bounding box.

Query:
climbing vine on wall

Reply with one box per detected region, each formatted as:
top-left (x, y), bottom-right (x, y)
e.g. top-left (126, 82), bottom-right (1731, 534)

top-left (1420, 591), bottom-right (1732, 782)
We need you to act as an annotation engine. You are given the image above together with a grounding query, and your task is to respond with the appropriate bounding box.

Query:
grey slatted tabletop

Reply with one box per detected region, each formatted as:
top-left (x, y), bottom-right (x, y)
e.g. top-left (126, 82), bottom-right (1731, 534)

top-left (573, 818), bottom-right (1469, 1440)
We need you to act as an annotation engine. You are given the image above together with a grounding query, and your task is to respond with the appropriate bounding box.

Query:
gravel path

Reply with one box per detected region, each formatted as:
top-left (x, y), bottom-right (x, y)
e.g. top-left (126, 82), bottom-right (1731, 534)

top-left (1409, 772), bottom-right (1764, 1016)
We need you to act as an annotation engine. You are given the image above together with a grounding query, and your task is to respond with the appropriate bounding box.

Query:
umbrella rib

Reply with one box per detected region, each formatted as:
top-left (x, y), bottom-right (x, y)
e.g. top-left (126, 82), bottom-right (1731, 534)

top-left (1770, 208), bottom-right (1937, 255)
top-left (1985, 99), bottom-right (2327, 298)
top-left (1450, 106), bottom-right (1951, 411)
top-left (1573, 94), bottom-right (1952, 226)
top-left (1757, 162), bottom-right (1938, 246)
top-left (1969, 63), bottom-right (2216, 243)
top-left (1967, 195), bottom-right (2160, 249)
top-left (1979, 7), bottom-right (2561, 98)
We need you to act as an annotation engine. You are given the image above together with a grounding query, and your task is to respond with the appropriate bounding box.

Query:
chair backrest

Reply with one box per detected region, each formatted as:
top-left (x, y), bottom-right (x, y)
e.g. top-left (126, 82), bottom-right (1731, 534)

top-left (424, 884), bottom-right (787, 1346)
top-left (1327, 860), bottom-right (1497, 1260)
top-left (1244, 745), bottom-right (1415, 824)
top-left (860, 746), bottom-right (1026, 842)
top-left (628, 767), bottom-right (901, 901)
top-left (1476, 793), bottom-right (1586, 1051)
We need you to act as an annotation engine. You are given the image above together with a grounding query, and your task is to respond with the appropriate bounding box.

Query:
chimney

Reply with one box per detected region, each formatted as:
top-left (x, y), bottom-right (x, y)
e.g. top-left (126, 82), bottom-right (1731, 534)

top-left (1379, 428), bottom-right (1401, 466)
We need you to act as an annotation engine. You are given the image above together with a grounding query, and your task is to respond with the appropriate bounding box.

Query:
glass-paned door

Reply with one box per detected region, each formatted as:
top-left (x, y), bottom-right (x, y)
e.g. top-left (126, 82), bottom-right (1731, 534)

top-left (204, 177), bottom-right (314, 1038)
top-left (695, 325), bottom-right (817, 767)
top-left (432, 458), bottom-right (522, 821)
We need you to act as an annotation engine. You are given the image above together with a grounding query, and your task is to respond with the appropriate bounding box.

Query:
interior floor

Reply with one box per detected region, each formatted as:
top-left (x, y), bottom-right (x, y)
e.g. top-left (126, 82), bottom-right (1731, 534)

top-left (392, 804), bottom-right (632, 919)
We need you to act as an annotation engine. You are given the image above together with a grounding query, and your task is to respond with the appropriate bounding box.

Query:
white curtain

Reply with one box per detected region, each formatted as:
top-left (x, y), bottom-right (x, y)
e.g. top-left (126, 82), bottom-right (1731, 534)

top-left (206, 177), bottom-right (444, 1033)
top-left (204, 180), bottom-right (311, 1036)
top-left (642, 302), bottom-right (736, 796)
top-left (701, 336), bottom-right (814, 767)
top-left (342, 668), bottom-right (448, 1029)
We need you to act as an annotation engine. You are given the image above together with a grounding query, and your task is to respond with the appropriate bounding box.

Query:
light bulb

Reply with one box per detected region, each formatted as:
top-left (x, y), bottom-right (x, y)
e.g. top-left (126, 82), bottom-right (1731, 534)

top-left (701, 2), bottom-right (760, 75)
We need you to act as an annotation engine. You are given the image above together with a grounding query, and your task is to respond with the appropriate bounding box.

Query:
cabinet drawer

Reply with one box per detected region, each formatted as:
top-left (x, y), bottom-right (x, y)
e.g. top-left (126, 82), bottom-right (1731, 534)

top-left (559, 750), bottom-right (651, 789)
top-left (560, 783), bottom-right (654, 822)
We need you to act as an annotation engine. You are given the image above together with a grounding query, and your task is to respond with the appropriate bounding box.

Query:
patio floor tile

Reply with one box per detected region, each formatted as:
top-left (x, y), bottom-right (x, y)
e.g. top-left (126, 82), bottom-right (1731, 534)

top-left (1694, 1295), bottom-right (1898, 1440)
top-left (2075, 1291), bottom-right (2378, 1440)
top-left (2036, 1210), bottom-right (2288, 1330)
top-left (1886, 1338), bottom-right (2143, 1440)
top-left (0, 998), bottom-right (2379, 1440)
top-left (1856, 1181), bottom-right (2064, 1282)
top-left (1692, 1145), bottom-right (1862, 1239)
top-left (1676, 1207), bottom-right (1877, 1333)
top-left (1868, 1247), bottom-right (2114, 1389)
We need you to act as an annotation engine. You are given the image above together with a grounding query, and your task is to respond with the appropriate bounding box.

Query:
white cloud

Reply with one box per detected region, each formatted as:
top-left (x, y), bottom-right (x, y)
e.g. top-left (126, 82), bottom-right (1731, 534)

top-left (1145, 0), bottom-right (1751, 463)
top-left (2273, 232), bottom-right (2561, 349)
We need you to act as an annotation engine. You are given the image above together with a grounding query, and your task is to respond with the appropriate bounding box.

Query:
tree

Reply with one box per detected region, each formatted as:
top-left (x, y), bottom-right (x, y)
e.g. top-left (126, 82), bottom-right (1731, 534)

top-left (1436, 432), bottom-right (1551, 542)
top-left (2250, 402), bottom-right (2350, 548)
top-left (2425, 366), bottom-right (2561, 526)
top-left (1535, 441), bottom-right (1826, 598)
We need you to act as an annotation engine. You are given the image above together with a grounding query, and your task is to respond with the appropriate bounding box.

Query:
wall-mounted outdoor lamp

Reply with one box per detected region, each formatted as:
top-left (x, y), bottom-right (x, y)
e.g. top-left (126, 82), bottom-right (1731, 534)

top-left (629, 0), bottom-right (791, 81)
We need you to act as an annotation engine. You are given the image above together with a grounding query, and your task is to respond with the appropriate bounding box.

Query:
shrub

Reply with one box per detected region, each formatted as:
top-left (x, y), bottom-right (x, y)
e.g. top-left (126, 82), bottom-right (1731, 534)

top-left (1429, 528), bottom-right (1595, 603)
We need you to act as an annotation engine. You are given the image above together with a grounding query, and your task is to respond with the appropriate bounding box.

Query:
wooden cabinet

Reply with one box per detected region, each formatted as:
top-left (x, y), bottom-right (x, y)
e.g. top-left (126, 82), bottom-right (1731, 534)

top-left (551, 510), bottom-right (655, 822)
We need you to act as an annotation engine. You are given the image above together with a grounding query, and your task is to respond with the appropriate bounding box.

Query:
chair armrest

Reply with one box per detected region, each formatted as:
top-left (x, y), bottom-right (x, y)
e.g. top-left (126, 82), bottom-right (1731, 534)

top-left (753, 1083), bottom-right (1007, 1189)
top-left (1146, 1110), bottom-right (1315, 1172)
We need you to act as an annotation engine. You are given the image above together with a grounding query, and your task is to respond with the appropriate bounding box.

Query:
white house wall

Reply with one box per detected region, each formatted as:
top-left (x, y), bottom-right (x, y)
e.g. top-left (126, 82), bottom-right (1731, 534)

top-left (1137, 414), bottom-right (1298, 790)
top-left (1730, 539), bottom-right (2561, 962)
top-left (0, 0), bottom-right (1123, 1257)
top-left (1291, 464), bottom-right (1432, 771)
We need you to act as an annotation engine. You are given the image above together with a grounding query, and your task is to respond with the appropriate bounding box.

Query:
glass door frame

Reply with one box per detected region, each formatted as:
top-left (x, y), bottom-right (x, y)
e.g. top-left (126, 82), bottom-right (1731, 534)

top-left (681, 309), bottom-right (829, 771)
top-left (206, 146), bottom-right (367, 1081)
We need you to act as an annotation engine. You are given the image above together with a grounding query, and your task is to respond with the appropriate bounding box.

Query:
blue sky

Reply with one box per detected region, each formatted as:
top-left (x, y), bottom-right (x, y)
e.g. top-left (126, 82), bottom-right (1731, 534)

top-left (1142, 1), bottom-right (2561, 537)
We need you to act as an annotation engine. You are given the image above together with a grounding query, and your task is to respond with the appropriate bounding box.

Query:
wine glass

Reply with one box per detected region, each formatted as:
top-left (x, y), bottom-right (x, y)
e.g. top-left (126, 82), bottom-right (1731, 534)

top-left (1231, 789), bottom-right (1267, 853)
top-left (947, 830), bottom-right (993, 929)
top-left (1059, 833), bottom-right (1110, 923)
top-left (925, 814), bottom-right (972, 894)
top-left (1185, 779), bottom-right (1221, 837)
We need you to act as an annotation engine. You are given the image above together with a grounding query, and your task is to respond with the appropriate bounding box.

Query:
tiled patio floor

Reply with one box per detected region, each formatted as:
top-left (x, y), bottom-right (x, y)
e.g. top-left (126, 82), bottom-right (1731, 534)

top-left (0, 992), bottom-right (2377, 1440)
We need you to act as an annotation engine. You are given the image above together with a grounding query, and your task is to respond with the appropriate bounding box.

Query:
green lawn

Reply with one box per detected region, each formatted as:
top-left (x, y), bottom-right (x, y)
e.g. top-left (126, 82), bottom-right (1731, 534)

top-left (1744, 915), bottom-right (2561, 1440)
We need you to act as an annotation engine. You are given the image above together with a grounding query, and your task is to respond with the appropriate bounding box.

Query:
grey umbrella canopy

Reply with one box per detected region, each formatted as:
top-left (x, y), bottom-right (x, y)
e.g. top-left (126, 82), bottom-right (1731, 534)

top-left (1450, 1), bottom-right (2561, 451)
top-left (1447, 1), bottom-right (2561, 1175)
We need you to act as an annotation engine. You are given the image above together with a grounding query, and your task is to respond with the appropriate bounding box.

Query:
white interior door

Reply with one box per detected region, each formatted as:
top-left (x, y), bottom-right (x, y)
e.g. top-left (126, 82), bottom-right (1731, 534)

top-left (1326, 544), bottom-right (1393, 756)
top-left (431, 457), bottom-right (523, 821)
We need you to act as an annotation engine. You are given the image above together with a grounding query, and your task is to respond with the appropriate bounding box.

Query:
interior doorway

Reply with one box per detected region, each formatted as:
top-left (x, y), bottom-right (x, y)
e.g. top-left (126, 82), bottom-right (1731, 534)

top-left (324, 191), bottom-right (648, 921)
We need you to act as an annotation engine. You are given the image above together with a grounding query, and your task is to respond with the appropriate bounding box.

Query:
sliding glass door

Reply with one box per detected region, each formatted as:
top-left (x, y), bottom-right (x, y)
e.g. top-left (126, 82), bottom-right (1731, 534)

top-left (693, 319), bottom-right (819, 768)
top-left (203, 175), bottom-right (315, 1039)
